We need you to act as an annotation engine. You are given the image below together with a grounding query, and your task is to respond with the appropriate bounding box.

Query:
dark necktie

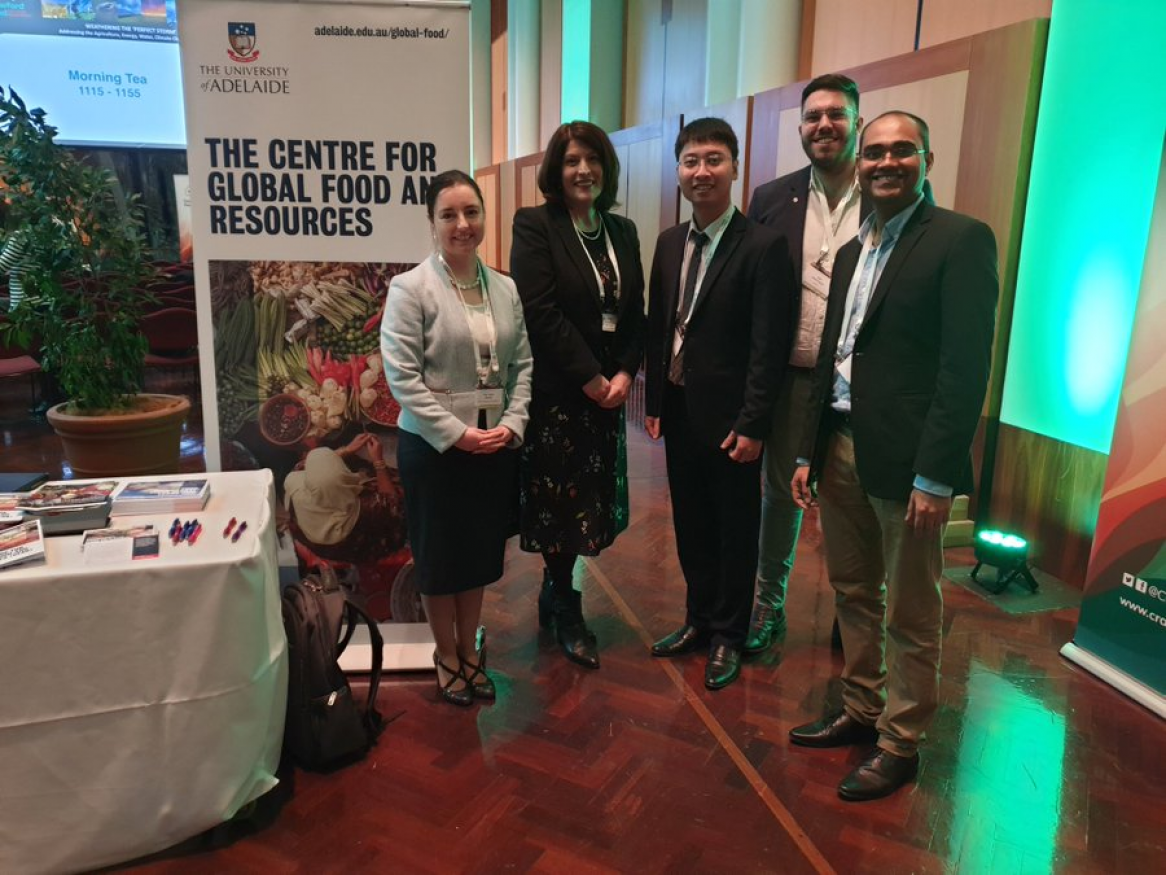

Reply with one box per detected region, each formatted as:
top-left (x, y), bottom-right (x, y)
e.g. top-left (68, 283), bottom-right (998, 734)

top-left (668, 230), bottom-right (708, 385)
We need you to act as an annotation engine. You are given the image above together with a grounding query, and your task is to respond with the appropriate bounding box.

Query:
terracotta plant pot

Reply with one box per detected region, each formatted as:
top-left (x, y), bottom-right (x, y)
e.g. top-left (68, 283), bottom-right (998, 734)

top-left (46, 394), bottom-right (193, 478)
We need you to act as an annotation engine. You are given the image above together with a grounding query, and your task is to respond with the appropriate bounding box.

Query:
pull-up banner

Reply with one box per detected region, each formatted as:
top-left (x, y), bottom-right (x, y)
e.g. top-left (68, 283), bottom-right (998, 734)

top-left (180, 1), bottom-right (470, 653)
top-left (1062, 139), bottom-right (1166, 720)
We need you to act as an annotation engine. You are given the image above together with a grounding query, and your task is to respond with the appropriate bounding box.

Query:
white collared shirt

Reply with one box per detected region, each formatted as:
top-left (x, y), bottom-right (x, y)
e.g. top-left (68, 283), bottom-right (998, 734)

top-left (672, 204), bottom-right (737, 358)
top-left (791, 171), bottom-right (861, 367)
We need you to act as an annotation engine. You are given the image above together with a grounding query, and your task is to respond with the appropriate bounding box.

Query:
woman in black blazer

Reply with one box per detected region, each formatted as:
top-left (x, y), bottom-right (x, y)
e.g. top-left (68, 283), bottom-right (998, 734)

top-left (510, 121), bottom-right (646, 669)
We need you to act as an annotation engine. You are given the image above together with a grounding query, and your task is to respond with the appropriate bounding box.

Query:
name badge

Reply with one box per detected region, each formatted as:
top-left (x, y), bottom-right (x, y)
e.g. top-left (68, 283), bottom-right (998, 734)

top-left (601, 312), bottom-right (618, 333)
top-left (804, 264), bottom-right (830, 301)
top-left (475, 387), bottom-right (504, 409)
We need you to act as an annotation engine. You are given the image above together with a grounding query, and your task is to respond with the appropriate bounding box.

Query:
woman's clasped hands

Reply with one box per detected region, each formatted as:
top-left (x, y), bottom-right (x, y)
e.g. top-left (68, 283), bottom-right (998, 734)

top-left (454, 425), bottom-right (514, 454)
top-left (582, 371), bottom-right (632, 409)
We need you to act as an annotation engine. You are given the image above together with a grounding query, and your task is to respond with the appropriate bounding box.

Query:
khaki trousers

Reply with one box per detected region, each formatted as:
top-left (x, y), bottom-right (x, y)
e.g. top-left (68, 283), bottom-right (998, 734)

top-left (817, 429), bottom-right (944, 756)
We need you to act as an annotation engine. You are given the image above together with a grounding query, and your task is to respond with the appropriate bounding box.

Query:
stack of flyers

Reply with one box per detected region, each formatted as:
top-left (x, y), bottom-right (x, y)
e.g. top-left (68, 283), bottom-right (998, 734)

top-left (110, 478), bottom-right (211, 516)
top-left (0, 494), bottom-right (30, 525)
top-left (18, 480), bottom-right (115, 535)
top-left (20, 480), bottom-right (117, 510)
top-left (0, 519), bottom-right (46, 571)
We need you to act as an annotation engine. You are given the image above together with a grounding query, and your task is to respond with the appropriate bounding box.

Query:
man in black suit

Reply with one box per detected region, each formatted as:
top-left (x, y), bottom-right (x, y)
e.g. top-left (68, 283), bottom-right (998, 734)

top-left (644, 117), bottom-right (796, 690)
top-left (788, 112), bottom-right (998, 800)
top-left (744, 73), bottom-right (867, 653)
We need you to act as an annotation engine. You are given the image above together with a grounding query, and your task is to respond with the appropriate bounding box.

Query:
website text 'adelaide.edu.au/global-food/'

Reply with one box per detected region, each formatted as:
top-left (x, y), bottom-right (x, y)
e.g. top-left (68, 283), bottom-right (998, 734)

top-left (313, 25), bottom-right (450, 40)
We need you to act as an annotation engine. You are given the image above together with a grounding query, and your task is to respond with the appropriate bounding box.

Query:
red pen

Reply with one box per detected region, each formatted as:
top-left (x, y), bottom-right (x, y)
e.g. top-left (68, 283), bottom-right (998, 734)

top-left (223, 517), bottom-right (237, 538)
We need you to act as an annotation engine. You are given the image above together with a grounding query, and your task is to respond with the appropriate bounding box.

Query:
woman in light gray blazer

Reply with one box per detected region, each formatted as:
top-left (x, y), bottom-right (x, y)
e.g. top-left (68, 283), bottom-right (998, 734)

top-left (381, 170), bottom-right (532, 707)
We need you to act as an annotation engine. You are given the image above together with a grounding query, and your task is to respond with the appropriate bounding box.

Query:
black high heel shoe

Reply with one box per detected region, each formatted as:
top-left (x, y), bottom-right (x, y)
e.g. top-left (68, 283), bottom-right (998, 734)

top-left (462, 642), bottom-right (497, 700)
top-left (433, 651), bottom-right (473, 707)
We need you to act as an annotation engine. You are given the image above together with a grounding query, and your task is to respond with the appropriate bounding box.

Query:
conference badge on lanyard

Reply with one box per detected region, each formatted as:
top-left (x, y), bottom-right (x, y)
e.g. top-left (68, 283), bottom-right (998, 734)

top-left (475, 387), bottom-right (504, 409)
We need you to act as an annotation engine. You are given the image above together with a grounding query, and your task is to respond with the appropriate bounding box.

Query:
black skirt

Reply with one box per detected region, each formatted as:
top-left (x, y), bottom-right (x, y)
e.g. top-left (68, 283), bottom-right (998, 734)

top-left (397, 428), bottom-right (518, 596)
top-left (518, 393), bottom-right (629, 556)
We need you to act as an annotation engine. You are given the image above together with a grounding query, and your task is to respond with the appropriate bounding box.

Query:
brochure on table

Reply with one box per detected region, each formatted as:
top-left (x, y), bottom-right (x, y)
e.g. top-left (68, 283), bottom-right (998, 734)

top-left (0, 519), bottom-right (46, 571)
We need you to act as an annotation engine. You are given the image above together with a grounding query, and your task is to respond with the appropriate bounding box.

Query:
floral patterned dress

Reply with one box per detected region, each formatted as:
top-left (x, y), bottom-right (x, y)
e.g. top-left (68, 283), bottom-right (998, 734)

top-left (519, 224), bottom-right (630, 556)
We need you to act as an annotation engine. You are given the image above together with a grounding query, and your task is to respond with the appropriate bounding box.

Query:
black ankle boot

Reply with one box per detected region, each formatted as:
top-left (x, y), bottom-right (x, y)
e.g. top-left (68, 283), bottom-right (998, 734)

top-left (553, 588), bottom-right (599, 670)
top-left (537, 568), bottom-right (554, 630)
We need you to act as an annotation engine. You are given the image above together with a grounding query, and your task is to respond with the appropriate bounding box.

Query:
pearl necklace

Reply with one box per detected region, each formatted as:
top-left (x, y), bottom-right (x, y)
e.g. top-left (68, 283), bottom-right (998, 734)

top-left (439, 253), bottom-right (481, 290)
top-left (573, 214), bottom-right (603, 241)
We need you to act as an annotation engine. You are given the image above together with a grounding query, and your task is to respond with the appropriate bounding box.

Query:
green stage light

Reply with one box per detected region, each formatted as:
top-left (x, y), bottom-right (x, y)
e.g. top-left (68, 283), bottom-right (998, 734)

top-left (999, 0), bottom-right (1166, 454)
top-left (972, 530), bottom-right (1038, 594)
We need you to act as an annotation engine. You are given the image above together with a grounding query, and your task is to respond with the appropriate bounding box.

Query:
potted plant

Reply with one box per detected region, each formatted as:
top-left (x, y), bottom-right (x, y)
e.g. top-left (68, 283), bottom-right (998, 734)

top-left (0, 87), bottom-right (190, 477)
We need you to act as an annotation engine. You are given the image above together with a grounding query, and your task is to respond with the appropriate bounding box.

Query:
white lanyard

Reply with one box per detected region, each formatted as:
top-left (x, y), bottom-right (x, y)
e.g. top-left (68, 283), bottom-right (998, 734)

top-left (442, 256), bottom-right (500, 387)
top-left (572, 215), bottom-right (621, 311)
top-left (812, 178), bottom-right (859, 267)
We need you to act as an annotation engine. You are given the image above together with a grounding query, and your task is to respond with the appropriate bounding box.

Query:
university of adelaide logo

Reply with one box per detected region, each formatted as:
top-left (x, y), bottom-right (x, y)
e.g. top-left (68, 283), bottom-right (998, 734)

top-left (227, 22), bottom-right (260, 63)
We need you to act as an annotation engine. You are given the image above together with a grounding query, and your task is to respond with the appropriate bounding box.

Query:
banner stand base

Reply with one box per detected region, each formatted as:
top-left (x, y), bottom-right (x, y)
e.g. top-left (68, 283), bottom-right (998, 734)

top-left (1060, 642), bottom-right (1165, 720)
top-left (339, 622), bottom-right (435, 673)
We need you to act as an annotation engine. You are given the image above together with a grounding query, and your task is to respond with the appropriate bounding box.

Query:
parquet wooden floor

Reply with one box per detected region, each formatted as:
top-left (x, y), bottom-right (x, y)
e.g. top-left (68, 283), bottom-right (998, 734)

top-left (2, 378), bottom-right (1163, 874)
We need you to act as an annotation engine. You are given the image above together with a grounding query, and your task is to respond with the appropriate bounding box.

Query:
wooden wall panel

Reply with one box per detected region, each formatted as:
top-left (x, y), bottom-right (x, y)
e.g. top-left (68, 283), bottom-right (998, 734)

top-left (956, 20), bottom-right (1047, 416)
top-left (956, 20), bottom-right (1047, 523)
top-left (624, 0), bottom-right (667, 128)
top-left (476, 166), bottom-right (501, 270)
top-left (847, 35), bottom-right (971, 93)
top-left (611, 121), bottom-right (665, 281)
top-left (988, 424), bottom-right (1106, 588)
top-left (538, 0), bottom-right (562, 145)
top-left (809, 0), bottom-right (917, 76)
top-left (499, 159), bottom-right (517, 271)
top-left (662, 0), bottom-right (709, 119)
top-left (856, 72), bottom-right (969, 206)
top-left (658, 114), bottom-right (682, 237)
top-left (490, 0), bottom-right (507, 164)
top-left (514, 152), bottom-right (544, 211)
top-left (920, 0), bottom-right (1052, 49)
top-left (748, 81), bottom-right (802, 196)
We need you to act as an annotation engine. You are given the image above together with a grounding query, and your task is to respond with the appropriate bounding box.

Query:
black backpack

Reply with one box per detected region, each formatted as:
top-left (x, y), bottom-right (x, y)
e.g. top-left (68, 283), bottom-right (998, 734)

top-left (281, 567), bottom-right (384, 771)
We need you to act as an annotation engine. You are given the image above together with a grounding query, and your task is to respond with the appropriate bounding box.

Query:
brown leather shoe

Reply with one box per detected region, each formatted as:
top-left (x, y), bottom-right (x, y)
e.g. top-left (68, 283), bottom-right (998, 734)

top-left (789, 711), bottom-right (878, 748)
top-left (651, 624), bottom-right (709, 657)
top-left (838, 749), bottom-right (919, 801)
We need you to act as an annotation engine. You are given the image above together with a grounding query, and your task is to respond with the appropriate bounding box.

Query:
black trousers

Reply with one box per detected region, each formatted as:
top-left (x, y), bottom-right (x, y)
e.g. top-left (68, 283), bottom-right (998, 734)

top-left (662, 383), bottom-right (761, 647)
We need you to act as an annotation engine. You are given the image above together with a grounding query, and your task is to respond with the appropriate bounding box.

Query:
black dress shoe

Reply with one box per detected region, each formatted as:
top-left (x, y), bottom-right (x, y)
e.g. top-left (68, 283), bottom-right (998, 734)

top-left (651, 624), bottom-right (708, 657)
top-left (838, 749), bottom-right (919, 801)
top-left (789, 711), bottom-right (878, 748)
top-left (557, 621), bottom-right (600, 669)
top-left (743, 605), bottom-right (787, 655)
top-left (704, 644), bottom-right (742, 690)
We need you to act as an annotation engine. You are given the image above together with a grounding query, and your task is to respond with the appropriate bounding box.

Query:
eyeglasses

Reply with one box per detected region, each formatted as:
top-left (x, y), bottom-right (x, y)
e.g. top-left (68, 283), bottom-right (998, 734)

top-left (678, 153), bottom-right (731, 170)
top-left (860, 143), bottom-right (926, 162)
top-left (801, 107), bottom-right (853, 125)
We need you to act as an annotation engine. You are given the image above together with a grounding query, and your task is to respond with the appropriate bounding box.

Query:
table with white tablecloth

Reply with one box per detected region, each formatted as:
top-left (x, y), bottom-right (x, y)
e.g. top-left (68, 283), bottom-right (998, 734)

top-left (0, 469), bottom-right (288, 875)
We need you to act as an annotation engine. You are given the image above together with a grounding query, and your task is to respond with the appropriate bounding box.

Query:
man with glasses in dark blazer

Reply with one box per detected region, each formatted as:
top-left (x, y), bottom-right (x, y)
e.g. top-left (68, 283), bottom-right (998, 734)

top-left (788, 111), bottom-right (997, 801)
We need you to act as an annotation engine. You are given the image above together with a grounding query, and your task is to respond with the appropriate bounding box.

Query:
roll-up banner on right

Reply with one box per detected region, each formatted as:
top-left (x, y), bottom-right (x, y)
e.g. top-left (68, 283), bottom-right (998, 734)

top-left (1062, 137), bottom-right (1166, 719)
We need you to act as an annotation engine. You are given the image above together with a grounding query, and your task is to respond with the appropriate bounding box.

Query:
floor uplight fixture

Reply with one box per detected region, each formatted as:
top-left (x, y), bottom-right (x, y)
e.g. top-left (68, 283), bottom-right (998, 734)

top-left (971, 529), bottom-right (1039, 594)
